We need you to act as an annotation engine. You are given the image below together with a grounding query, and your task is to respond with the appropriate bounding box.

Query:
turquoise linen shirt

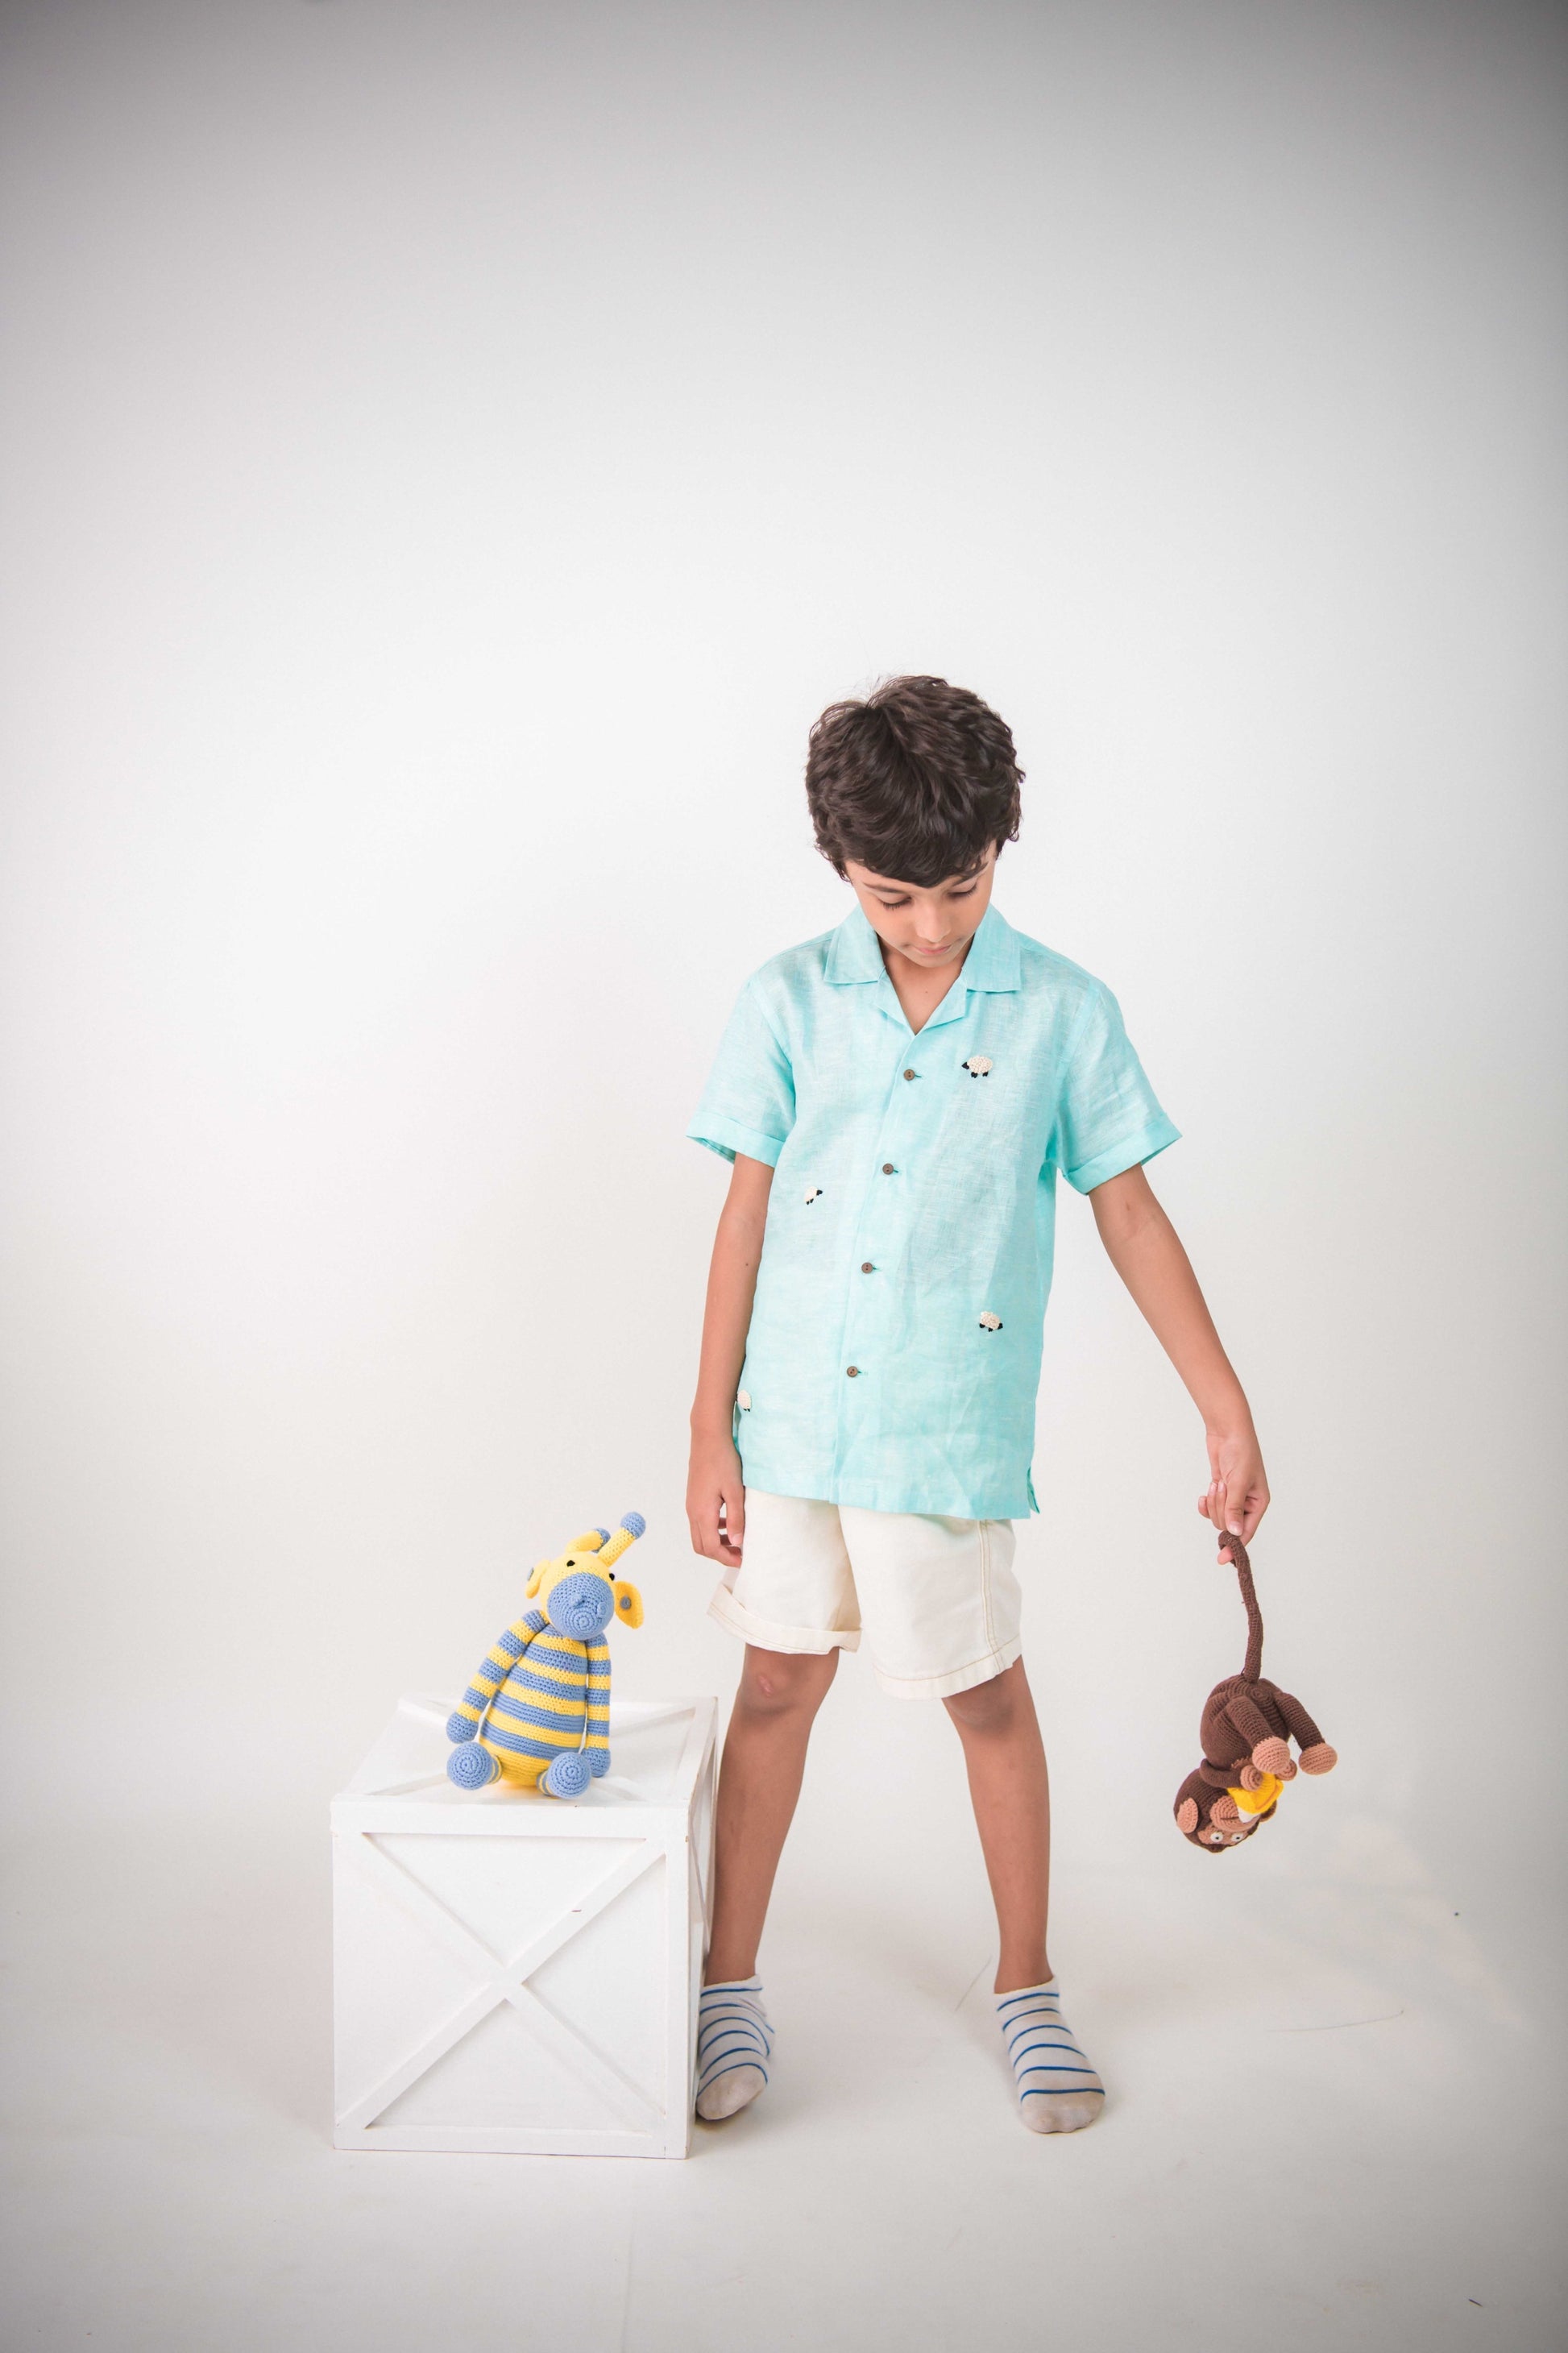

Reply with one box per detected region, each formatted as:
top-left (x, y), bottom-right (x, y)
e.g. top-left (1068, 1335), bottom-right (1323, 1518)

top-left (687, 902), bottom-right (1179, 1520)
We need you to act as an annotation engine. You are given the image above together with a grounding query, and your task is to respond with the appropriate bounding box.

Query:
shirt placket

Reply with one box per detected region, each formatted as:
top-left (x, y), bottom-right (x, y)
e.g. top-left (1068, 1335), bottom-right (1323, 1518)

top-left (832, 1025), bottom-right (932, 1481)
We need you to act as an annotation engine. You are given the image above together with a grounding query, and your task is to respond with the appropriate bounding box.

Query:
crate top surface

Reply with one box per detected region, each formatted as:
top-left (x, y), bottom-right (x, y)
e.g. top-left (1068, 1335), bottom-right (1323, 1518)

top-left (334, 1694), bottom-right (718, 1832)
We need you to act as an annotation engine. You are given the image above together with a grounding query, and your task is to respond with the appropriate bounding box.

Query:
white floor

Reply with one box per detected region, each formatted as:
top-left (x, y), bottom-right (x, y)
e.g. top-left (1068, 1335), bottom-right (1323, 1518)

top-left (4, 1712), bottom-right (1562, 2353)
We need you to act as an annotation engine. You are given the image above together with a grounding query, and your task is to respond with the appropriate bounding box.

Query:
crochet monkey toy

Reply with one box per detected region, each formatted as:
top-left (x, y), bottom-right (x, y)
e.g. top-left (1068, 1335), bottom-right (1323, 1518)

top-left (1174, 1532), bottom-right (1338, 1851)
top-left (446, 1513), bottom-right (645, 1799)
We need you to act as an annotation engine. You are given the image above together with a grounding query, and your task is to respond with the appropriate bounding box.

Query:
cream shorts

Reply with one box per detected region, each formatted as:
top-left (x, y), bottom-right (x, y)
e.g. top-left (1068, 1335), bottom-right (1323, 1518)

top-left (708, 1489), bottom-right (1023, 1700)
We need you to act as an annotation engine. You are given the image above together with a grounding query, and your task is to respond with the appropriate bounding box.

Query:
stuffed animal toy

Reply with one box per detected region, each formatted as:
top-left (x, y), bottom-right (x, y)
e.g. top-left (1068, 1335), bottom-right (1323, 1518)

top-left (446, 1513), bottom-right (645, 1799)
top-left (1174, 1531), bottom-right (1338, 1851)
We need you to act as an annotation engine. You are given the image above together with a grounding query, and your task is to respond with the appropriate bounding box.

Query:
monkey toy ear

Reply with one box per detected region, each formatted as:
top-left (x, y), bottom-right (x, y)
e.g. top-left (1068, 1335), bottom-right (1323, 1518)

top-left (1174, 1769), bottom-right (1218, 1845)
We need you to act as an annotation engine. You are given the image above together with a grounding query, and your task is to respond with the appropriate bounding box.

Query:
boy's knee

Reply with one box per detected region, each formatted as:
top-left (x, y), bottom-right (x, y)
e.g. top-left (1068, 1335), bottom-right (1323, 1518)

top-left (739, 1646), bottom-right (837, 1716)
top-left (944, 1666), bottom-right (1019, 1734)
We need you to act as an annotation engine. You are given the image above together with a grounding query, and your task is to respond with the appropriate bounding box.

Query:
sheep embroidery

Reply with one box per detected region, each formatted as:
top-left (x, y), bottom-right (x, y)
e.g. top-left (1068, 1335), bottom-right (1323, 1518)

top-left (804, 1185), bottom-right (823, 1203)
top-left (978, 1311), bottom-right (1003, 1331)
top-left (962, 1056), bottom-right (993, 1077)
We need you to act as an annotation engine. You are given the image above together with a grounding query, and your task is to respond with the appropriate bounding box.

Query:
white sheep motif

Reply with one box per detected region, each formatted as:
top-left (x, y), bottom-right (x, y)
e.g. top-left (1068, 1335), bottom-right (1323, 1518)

top-left (962, 1056), bottom-right (993, 1077)
top-left (978, 1310), bottom-right (1003, 1332)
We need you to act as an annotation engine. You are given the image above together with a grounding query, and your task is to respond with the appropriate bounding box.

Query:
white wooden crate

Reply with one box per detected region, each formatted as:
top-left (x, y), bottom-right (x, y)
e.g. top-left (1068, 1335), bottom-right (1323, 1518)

top-left (333, 1693), bottom-right (717, 2158)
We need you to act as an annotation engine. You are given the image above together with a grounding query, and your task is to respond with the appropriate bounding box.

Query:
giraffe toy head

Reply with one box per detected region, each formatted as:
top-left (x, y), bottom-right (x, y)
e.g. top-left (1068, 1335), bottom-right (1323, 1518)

top-left (525, 1513), bottom-right (646, 1640)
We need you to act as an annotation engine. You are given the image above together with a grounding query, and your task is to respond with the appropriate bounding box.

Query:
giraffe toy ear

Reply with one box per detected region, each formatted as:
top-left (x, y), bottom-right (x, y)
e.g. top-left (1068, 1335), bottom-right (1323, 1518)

top-left (612, 1581), bottom-right (645, 1629)
top-left (525, 1558), bottom-right (552, 1599)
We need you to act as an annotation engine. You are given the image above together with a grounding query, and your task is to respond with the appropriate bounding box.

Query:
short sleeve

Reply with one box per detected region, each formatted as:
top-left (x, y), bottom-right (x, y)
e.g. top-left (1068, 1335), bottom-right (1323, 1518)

top-left (686, 979), bottom-right (796, 1168)
top-left (1051, 984), bottom-right (1180, 1193)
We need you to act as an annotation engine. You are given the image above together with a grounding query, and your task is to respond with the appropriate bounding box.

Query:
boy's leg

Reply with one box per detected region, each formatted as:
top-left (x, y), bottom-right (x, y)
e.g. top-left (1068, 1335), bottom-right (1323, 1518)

top-left (945, 1659), bottom-right (1104, 2131)
top-left (705, 1642), bottom-right (839, 1983)
top-left (943, 1657), bottom-right (1052, 1991)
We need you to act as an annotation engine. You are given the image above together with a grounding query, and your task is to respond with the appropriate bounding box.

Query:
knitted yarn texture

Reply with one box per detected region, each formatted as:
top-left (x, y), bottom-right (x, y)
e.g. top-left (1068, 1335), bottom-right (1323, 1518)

top-left (1173, 1533), bottom-right (1338, 1851)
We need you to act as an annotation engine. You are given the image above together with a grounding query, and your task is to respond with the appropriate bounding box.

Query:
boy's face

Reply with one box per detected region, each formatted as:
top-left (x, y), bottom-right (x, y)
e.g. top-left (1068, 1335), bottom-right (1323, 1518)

top-left (844, 847), bottom-right (997, 975)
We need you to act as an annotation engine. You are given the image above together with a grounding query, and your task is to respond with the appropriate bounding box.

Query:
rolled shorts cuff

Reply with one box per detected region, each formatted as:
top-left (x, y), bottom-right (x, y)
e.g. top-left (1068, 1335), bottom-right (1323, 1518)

top-left (874, 1637), bottom-right (1023, 1701)
top-left (707, 1584), bottom-right (861, 1656)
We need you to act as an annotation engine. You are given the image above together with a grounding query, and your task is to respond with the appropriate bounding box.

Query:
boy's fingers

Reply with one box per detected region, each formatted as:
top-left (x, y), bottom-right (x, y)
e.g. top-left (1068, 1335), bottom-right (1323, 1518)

top-left (689, 1500), bottom-right (726, 1564)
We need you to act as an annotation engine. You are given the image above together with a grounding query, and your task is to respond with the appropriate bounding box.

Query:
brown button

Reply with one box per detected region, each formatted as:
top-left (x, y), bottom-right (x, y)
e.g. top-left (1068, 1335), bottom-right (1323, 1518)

top-left (902, 1068), bottom-right (916, 1081)
top-left (845, 1365), bottom-right (860, 1377)
top-left (881, 1162), bottom-right (895, 1175)
top-left (861, 1261), bottom-right (874, 1273)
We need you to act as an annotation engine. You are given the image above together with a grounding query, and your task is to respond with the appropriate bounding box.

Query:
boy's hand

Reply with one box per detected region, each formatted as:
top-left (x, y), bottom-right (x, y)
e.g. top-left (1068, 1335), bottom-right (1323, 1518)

top-left (687, 1434), bottom-right (746, 1569)
top-left (1197, 1425), bottom-right (1270, 1546)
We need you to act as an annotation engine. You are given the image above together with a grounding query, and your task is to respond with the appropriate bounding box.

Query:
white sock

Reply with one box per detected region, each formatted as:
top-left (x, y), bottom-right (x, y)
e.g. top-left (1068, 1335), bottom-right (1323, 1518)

top-left (996, 1978), bottom-right (1104, 2134)
top-left (695, 1977), bottom-right (773, 2122)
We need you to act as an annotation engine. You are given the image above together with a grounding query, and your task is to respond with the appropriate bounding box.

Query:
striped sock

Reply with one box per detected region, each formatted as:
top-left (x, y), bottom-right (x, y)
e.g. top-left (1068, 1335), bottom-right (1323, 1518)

top-left (997, 1978), bottom-right (1104, 2134)
top-left (695, 1976), bottom-right (773, 2122)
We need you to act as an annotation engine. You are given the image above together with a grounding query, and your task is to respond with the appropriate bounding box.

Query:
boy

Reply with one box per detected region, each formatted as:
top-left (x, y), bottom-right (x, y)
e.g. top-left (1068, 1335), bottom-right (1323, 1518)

top-left (684, 676), bottom-right (1268, 2133)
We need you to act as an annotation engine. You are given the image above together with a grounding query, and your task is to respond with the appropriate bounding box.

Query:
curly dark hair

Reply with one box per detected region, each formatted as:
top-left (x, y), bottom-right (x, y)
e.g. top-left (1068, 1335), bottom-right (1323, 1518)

top-left (804, 675), bottom-right (1023, 886)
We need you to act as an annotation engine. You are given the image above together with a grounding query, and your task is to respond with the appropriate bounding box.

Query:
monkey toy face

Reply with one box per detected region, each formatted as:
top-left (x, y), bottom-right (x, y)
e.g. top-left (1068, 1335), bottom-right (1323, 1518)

top-left (1174, 1770), bottom-right (1276, 1852)
top-left (1204, 1801), bottom-right (1263, 1850)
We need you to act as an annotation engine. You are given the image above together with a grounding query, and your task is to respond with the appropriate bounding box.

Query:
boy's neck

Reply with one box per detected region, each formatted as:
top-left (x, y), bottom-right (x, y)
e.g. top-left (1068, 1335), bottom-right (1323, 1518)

top-left (880, 933), bottom-right (973, 1033)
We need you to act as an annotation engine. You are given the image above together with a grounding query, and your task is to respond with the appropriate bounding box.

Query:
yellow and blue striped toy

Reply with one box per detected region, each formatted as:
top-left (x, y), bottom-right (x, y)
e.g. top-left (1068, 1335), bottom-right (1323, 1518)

top-left (446, 1513), bottom-right (646, 1799)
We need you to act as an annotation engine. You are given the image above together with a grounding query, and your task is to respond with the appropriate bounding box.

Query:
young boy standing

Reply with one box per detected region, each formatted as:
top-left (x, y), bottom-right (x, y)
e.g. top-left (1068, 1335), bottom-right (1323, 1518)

top-left (684, 677), bottom-right (1268, 2134)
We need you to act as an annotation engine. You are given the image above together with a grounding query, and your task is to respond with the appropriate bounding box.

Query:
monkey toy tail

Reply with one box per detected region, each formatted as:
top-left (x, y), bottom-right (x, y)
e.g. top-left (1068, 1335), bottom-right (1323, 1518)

top-left (1220, 1531), bottom-right (1264, 1683)
top-left (1172, 1527), bottom-right (1338, 1849)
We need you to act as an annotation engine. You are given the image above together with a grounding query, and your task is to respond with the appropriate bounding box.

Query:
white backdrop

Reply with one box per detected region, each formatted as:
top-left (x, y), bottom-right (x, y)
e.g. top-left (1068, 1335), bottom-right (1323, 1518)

top-left (2, 3), bottom-right (1564, 2347)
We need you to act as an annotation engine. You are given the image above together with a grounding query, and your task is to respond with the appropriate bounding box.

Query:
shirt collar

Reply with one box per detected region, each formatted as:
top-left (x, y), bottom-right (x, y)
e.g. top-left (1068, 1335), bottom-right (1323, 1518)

top-left (823, 899), bottom-right (1022, 993)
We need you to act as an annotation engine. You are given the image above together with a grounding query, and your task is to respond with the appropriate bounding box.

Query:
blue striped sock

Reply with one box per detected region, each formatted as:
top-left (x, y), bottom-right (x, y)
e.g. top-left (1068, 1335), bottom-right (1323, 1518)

top-left (695, 1976), bottom-right (772, 2122)
top-left (997, 1978), bottom-right (1104, 2134)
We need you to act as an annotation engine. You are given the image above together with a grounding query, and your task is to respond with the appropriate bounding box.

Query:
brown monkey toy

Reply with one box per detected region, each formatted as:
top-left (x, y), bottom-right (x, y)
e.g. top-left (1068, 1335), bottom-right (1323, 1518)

top-left (1175, 1532), bottom-right (1338, 1852)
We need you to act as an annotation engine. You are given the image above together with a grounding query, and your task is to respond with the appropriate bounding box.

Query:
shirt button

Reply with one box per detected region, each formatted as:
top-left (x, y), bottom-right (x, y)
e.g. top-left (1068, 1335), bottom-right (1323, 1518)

top-left (902, 1068), bottom-right (916, 1081)
top-left (881, 1162), bottom-right (895, 1175)
top-left (861, 1261), bottom-right (874, 1273)
top-left (845, 1365), bottom-right (860, 1377)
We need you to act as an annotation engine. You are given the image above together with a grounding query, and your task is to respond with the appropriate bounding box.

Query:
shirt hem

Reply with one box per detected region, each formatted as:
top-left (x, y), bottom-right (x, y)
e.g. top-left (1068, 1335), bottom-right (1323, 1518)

top-left (738, 1467), bottom-right (1037, 1521)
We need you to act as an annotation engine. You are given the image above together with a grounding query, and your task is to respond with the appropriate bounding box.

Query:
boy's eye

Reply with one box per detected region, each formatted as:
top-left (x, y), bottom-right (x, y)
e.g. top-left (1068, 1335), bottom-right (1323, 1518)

top-left (873, 883), bottom-right (977, 907)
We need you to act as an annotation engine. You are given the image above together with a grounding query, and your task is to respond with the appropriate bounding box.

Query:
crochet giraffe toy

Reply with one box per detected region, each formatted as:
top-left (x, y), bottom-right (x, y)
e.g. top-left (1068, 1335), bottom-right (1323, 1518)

top-left (1174, 1531), bottom-right (1338, 1850)
top-left (446, 1513), bottom-right (645, 1799)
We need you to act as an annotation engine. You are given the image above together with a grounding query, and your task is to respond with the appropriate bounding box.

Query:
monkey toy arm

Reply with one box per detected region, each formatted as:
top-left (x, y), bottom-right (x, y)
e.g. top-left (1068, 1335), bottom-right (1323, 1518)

top-left (1270, 1686), bottom-right (1338, 1774)
top-left (446, 1609), bottom-right (548, 1744)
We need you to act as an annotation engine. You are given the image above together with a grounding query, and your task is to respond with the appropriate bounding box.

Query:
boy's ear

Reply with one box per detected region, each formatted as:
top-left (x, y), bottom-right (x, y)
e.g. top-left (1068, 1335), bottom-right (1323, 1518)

top-left (612, 1581), bottom-right (644, 1629)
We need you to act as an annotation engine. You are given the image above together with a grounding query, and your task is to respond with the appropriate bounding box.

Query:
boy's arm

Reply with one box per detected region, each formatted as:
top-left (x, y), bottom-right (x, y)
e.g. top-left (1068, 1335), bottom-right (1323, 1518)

top-left (687, 1152), bottom-right (774, 1568)
top-left (1088, 1164), bottom-right (1270, 1542)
